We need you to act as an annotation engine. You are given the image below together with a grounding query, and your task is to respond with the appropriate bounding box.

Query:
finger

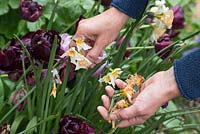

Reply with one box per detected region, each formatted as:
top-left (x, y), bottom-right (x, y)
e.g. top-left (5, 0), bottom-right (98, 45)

top-left (69, 39), bottom-right (77, 47)
top-left (86, 36), bottom-right (107, 64)
top-left (109, 105), bottom-right (140, 121)
top-left (101, 95), bottom-right (110, 109)
top-left (117, 116), bottom-right (146, 128)
top-left (105, 86), bottom-right (115, 97)
top-left (115, 79), bottom-right (127, 89)
top-left (97, 106), bottom-right (109, 121)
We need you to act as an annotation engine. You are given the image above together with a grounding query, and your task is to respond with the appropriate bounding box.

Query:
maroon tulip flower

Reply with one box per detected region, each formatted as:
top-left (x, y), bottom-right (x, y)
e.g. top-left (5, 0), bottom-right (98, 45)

top-left (20, 0), bottom-right (43, 22)
top-left (94, 0), bottom-right (111, 7)
top-left (59, 115), bottom-right (95, 134)
top-left (11, 87), bottom-right (27, 111)
top-left (116, 36), bottom-right (131, 58)
top-left (171, 6), bottom-right (185, 30)
top-left (0, 44), bottom-right (29, 72)
top-left (29, 29), bottom-right (61, 62)
top-left (155, 34), bottom-right (173, 59)
top-left (59, 62), bottom-right (76, 82)
top-left (161, 102), bottom-right (168, 109)
top-left (0, 123), bottom-right (10, 134)
top-left (101, 0), bottom-right (112, 7)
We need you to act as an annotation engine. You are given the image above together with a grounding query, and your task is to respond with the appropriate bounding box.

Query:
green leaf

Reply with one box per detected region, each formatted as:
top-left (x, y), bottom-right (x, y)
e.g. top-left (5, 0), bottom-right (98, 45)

top-left (8, 0), bottom-right (20, 9)
top-left (0, 9), bottom-right (21, 38)
top-left (167, 0), bottom-right (181, 6)
top-left (0, 0), bottom-right (9, 16)
top-left (36, 0), bottom-right (48, 6)
top-left (24, 117), bottom-right (37, 134)
top-left (11, 115), bottom-right (26, 134)
top-left (0, 36), bottom-right (6, 48)
top-left (17, 20), bottom-right (29, 36)
top-left (26, 18), bottom-right (46, 31)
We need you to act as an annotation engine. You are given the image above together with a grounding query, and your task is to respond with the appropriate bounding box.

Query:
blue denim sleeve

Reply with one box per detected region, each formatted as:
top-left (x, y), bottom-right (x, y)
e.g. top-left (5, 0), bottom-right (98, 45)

top-left (174, 48), bottom-right (200, 100)
top-left (111, 0), bottom-right (148, 19)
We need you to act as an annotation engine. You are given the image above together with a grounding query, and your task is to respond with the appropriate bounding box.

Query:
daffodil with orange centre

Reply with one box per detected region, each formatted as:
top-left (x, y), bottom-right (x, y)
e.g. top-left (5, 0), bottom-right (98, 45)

top-left (75, 55), bottom-right (92, 70)
top-left (73, 37), bottom-right (92, 52)
top-left (99, 68), bottom-right (122, 87)
top-left (150, 0), bottom-right (174, 41)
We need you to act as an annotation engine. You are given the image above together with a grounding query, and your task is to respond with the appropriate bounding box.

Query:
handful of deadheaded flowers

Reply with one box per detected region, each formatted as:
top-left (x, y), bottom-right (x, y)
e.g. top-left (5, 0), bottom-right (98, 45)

top-left (99, 70), bottom-right (144, 129)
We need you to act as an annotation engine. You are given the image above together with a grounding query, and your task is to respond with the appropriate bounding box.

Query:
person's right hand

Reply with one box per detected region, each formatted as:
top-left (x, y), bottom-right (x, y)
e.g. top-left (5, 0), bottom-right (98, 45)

top-left (70, 7), bottom-right (129, 64)
top-left (97, 67), bottom-right (181, 128)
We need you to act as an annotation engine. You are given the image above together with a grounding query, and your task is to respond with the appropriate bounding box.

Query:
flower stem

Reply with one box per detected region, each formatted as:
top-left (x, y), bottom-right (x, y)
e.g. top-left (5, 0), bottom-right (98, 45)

top-left (127, 46), bottom-right (155, 50)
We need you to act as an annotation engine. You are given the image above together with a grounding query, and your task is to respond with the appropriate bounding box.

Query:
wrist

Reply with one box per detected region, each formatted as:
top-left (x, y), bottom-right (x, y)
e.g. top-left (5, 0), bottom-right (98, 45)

top-left (105, 7), bottom-right (130, 28)
top-left (164, 67), bottom-right (181, 101)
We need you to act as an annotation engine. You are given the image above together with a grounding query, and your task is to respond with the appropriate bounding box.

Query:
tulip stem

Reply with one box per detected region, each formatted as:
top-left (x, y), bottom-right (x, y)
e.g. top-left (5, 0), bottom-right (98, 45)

top-left (127, 46), bottom-right (155, 50)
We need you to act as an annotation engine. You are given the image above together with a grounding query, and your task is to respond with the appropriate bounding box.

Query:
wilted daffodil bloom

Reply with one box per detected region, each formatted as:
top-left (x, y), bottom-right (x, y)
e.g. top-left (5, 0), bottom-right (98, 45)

top-left (19, 0), bottom-right (43, 22)
top-left (99, 68), bottom-right (123, 87)
top-left (72, 37), bottom-right (92, 52)
top-left (150, 0), bottom-right (174, 41)
top-left (109, 74), bottom-right (144, 128)
top-left (50, 69), bottom-right (62, 98)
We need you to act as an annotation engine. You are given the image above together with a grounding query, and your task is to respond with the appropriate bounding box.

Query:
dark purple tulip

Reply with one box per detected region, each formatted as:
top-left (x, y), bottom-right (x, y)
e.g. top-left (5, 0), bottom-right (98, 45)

top-left (59, 62), bottom-right (76, 82)
top-left (20, 0), bottom-right (43, 22)
top-left (101, 0), bottom-right (112, 7)
top-left (59, 115), bottom-right (95, 134)
top-left (29, 29), bottom-right (61, 62)
top-left (171, 6), bottom-right (185, 30)
top-left (94, 0), bottom-right (111, 7)
top-left (75, 15), bottom-right (85, 32)
top-left (11, 87), bottom-right (27, 111)
top-left (116, 36), bottom-right (131, 58)
top-left (155, 34), bottom-right (173, 59)
top-left (161, 102), bottom-right (168, 109)
top-left (8, 70), bottom-right (23, 82)
top-left (0, 123), bottom-right (10, 134)
top-left (0, 45), bottom-right (28, 72)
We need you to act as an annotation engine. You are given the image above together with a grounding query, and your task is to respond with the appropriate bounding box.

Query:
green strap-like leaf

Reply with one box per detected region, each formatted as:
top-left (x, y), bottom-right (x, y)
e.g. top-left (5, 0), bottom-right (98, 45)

top-left (11, 115), bottom-right (26, 134)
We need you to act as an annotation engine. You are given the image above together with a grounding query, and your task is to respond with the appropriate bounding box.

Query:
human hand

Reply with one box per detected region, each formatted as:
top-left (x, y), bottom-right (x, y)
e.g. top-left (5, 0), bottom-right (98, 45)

top-left (97, 67), bottom-right (181, 127)
top-left (71, 7), bottom-right (129, 64)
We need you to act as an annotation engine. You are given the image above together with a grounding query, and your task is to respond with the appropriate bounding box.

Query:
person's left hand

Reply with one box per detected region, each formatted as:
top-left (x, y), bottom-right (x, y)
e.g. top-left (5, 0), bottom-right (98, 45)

top-left (97, 67), bottom-right (181, 127)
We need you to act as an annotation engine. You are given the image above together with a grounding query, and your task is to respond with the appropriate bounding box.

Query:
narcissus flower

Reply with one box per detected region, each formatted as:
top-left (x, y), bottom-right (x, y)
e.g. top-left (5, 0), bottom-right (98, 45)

top-left (155, 34), bottom-right (173, 59)
top-left (150, 0), bottom-right (174, 41)
top-left (61, 47), bottom-right (92, 70)
top-left (20, 0), bottom-right (43, 22)
top-left (0, 123), bottom-right (10, 134)
top-left (99, 68), bottom-right (122, 87)
top-left (73, 37), bottom-right (92, 52)
top-left (59, 115), bottom-right (95, 134)
top-left (11, 87), bottom-right (27, 111)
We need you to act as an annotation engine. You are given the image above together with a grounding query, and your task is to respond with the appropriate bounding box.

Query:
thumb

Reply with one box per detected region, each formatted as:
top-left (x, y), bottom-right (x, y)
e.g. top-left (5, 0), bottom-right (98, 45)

top-left (86, 36), bottom-right (108, 64)
top-left (110, 105), bottom-right (140, 121)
